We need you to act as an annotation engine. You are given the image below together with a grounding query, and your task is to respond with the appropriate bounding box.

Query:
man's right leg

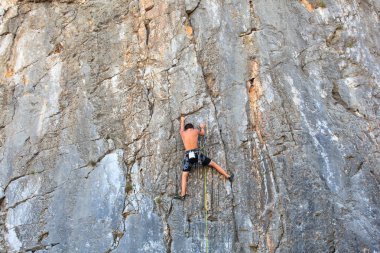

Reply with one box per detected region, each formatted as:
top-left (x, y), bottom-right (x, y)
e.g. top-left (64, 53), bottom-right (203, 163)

top-left (181, 171), bottom-right (189, 197)
top-left (209, 160), bottom-right (230, 178)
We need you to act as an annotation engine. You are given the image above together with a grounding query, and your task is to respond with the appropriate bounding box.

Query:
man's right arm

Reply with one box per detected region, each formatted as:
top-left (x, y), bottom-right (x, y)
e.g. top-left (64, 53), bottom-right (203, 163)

top-left (199, 123), bottom-right (205, 136)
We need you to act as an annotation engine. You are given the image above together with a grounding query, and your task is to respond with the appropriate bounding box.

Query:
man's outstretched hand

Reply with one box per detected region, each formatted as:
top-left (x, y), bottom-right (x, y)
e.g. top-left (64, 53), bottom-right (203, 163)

top-left (180, 115), bottom-right (185, 132)
top-left (200, 123), bottom-right (206, 128)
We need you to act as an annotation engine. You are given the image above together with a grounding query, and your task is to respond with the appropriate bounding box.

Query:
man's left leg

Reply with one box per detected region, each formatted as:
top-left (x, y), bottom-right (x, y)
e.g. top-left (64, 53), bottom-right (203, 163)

top-left (174, 156), bottom-right (191, 200)
top-left (180, 171), bottom-right (189, 197)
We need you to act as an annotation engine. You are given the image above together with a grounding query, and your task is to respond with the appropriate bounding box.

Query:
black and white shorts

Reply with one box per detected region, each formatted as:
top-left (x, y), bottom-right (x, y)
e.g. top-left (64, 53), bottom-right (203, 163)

top-left (183, 149), bottom-right (211, 172)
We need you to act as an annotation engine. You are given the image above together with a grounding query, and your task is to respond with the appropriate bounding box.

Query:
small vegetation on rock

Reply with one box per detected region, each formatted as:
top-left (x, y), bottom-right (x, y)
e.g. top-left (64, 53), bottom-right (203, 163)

top-left (125, 182), bottom-right (133, 193)
top-left (316, 1), bottom-right (327, 8)
top-left (346, 38), bottom-right (357, 48)
top-left (336, 24), bottom-right (344, 30)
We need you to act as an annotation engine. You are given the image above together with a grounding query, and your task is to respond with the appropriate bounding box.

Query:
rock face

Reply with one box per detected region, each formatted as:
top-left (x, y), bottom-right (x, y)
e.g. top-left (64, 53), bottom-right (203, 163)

top-left (0, 0), bottom-right (379, 252)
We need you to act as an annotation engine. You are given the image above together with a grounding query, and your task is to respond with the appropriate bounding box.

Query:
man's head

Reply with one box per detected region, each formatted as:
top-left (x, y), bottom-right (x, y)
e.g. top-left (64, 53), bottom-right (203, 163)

top-left (184, 123), bottom-right (194, 130)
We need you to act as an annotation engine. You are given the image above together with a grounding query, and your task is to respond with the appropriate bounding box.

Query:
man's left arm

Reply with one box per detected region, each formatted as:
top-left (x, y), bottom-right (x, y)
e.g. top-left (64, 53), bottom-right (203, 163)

top-left (180, 115), bottom-right (185, 133)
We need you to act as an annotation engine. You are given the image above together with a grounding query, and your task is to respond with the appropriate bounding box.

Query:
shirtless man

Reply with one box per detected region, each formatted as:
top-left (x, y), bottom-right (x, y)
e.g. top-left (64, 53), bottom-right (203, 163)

top-left (174, 115), bottom-right (234, 200)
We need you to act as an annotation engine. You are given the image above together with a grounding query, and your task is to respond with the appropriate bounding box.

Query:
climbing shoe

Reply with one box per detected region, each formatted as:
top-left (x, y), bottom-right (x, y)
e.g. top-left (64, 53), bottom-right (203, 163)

top-left (228, 173), bottom-right (234, 183)
top-left (173, 194), bottom-right (186, 200)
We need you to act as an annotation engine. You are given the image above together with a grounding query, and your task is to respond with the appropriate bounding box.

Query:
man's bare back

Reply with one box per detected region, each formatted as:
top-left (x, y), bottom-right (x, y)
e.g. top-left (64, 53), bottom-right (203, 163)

top-left (180, 116), bottom-right (205, 150)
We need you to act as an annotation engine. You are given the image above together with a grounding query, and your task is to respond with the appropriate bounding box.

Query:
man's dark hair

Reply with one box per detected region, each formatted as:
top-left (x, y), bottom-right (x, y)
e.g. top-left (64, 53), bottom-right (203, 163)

top-left (184, 123), bottom-right (194, 130)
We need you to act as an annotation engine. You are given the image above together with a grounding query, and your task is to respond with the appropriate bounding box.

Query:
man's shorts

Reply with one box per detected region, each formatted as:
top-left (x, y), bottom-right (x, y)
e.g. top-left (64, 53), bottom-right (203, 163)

top-left (183, 149), bottom-right (211, 172)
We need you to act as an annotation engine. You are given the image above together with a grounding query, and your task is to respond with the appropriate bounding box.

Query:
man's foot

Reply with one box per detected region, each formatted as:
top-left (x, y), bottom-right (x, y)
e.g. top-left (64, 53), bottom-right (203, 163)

top-left (173, 193), bottom-right (186, 200)
top-left (228, 173), bottom-right (234, 183)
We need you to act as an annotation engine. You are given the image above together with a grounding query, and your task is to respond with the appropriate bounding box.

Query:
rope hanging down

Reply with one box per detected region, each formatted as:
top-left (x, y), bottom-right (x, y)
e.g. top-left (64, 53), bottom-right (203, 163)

top-left (199, 133), bottom-right (209, 253)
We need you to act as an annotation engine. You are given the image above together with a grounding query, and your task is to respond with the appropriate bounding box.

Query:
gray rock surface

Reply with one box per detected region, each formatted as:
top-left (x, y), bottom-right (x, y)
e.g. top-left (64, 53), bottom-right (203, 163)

top-left (0, 0), bottom-right (379, 252)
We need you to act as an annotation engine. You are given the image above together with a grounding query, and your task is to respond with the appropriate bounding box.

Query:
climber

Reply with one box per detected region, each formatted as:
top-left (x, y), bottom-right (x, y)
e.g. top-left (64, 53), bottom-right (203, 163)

top-left (174, 115), bottom-right (234, 200)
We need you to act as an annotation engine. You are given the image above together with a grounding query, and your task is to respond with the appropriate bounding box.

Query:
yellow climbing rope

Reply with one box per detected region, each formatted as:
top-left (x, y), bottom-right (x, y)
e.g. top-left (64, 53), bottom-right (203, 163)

top-left (200, 131), bottom-right (209, 253)
top-left (204, 167), bottom-right (208, 253)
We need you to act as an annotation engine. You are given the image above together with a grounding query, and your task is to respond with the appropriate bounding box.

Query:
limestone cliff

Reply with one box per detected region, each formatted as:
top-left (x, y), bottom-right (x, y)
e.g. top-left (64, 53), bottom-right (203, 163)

top-left (0, 0), bottom-right (379, 252)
